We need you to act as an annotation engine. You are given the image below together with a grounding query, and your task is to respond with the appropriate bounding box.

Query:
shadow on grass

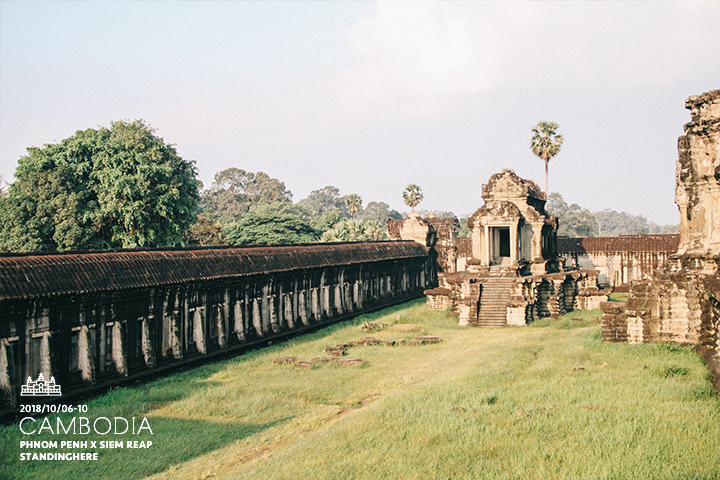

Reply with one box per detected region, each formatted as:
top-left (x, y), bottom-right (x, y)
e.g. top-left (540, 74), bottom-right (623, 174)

top-left (3, 416), bottom-right (286, 480)
top-left (1, 360), bottom-right (284, 480)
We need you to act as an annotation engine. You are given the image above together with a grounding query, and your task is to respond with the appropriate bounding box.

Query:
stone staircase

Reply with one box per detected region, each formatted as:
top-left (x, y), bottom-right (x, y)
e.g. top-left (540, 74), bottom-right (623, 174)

top-left (477, 276), bottom-right (516, 327)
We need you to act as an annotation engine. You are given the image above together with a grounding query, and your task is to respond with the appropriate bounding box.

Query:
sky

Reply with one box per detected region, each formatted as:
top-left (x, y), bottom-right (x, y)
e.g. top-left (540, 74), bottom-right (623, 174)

top-left (1, 0), bottom-right (718, 225)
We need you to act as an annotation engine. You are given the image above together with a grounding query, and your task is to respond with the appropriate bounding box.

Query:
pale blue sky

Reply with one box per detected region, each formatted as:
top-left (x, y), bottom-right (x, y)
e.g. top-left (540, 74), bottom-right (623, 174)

top-left (1, 0), bottom-right (718, 224)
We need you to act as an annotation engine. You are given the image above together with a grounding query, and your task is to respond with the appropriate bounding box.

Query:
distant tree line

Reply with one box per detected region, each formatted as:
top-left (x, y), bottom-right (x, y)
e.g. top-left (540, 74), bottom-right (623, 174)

top-left (190, 173), bottom-right (406, 247)
top-left (546, 193), bottom-right (678, 237)
top-left (0, 121), bottom-right (412, 252)
top-left (0, 120), bottom-right (677, 253)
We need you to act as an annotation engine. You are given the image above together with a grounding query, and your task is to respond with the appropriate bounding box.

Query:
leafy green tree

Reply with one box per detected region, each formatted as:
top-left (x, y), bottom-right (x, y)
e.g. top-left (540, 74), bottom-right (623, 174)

top-left (530, 121), bottom-right (563, 195)
top-left (547, 193), bottom-right (598, 237)
top-left (224, 203), bottom-right (321, 246)
top-left (320, 218), bottom-right (387, 242)
top-left (593, 209), bottom-right (678, 236)
top-left (298, 186), bottom-right (347, 217)
top-left (0, 120), bottom-right (199, 252)
top-left (185, 213), bottom-right (227, 246)
top-left (322, 219), bottom-right (360, 242)
top-left (313, 209), bottom-right (342, 233)
top-left (363, 220), bottom-right (387, 241)
top-left (201, 168), bottom-right (291, 223)
top-left (344, 194), bottom-right (363, 218)
top-left (403, 184), bottom-right (423, 211)
top-left (362, 201), bottom-right (402, 222)
top-left (654, 223), bottom-right (680, 234)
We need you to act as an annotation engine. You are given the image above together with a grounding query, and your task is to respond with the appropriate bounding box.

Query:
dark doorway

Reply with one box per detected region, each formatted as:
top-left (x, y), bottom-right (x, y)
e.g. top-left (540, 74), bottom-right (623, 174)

top-left (498, 227), bottom-right (510, 257)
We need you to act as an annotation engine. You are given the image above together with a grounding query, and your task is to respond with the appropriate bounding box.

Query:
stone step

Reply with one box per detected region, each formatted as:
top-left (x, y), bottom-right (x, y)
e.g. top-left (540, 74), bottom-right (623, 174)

top-left (477, 278), bottom-right (515, 327)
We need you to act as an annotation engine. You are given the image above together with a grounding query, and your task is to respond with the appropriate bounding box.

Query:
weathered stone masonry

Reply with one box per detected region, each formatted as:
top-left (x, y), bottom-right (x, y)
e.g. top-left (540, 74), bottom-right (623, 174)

top-left (600, 90), bottom-right (720, 391)
top-left (390, 169), bottom-right (607, 326)
top-left (0, 241), bottom-right (433, 421)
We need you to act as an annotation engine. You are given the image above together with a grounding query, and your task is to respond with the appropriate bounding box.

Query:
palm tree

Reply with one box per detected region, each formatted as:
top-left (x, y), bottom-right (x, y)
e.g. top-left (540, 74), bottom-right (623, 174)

top-left (344, 194), bottom-right (362, 218)
top-left (530, 121), bottom-right (563, 196)
top-left (364, 220), bottom-right (385, 241)
top-left (402, 184), bottom-right (423, 211)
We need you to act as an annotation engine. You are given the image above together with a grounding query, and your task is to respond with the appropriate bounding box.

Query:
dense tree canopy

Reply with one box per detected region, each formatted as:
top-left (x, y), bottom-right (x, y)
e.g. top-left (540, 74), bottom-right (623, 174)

top-left (223, 203), bottom-right (321, 246)
top-left (547, 193), bottom-right (599, 237)
top-left (321, 218), bottom-right (385, 242)
top-left (594, 209), bottom-right (678, 236)
top-left (0, 120), bottom-right (200, 252)
top-left (363, 201), bottom-right (402, 222)
top-left (298, 186), bottom-right (348, 217)
top-left (185, 213), bottom-right (227, 246)
top-left (201, 168), bottom-right (291, 223)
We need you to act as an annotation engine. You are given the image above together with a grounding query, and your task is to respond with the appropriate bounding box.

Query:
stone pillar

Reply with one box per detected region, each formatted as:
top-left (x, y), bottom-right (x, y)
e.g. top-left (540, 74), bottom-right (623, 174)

top-left (252, 299), bottom-right (262, 336)
top-left (111, 322), bottom-right (127, 376)
top-left (510, 222), bottom-right (518, 265)
top-left (269, 294), bottom-right (278, 333)
top-left (78, 325), bottom-right (94, 382)
top-left (262, 284), bottom-right (272, 333)
top-left (0, 339), bottom-right (13, 408)
top-left (141, 318), bottom-right (156, 368)
top-left (40, 331), bottom-right (53, 380)
top-left (298, 290), bottom-right (308, 326)
top-left (192, 308), bottom-right (206, 354)
top-left (482, 225), bottom-right (490, 265)
top-left (322, 286), bottom-right (330, 318)
top-left (170, 309), bottom-right (183, 360)
top-left (216, 304), bottom-right (227, 348)
top-left (354, 281), bottom-right (363, 309)
top-left (220, 290), bottom-right (230, 347)
top-left (233, 299), bottom-right (245, 341)
top-left (284, 294), bottom-right (294, 329)
top-left (334, 284), bottom-right (344, 315)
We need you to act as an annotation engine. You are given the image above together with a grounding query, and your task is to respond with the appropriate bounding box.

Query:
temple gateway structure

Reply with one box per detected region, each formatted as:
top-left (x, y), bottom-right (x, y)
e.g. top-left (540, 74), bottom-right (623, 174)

top-left (389, 169), bottom-right (608, 326)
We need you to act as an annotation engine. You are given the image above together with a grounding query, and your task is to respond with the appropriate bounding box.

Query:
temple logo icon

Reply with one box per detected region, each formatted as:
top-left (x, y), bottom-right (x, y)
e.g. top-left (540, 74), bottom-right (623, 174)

top-left (20, 373), bottom-right (62, 397)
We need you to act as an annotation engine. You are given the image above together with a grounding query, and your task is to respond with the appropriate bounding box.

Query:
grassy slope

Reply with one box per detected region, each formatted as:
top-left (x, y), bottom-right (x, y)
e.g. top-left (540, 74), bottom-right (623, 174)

top-left (2, 299), bottom-right (719, 480)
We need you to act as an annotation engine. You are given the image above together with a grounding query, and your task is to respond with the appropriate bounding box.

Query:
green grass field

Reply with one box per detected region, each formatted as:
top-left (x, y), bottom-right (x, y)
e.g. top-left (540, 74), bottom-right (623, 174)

top-left (2, 299), bottom-right (719, 480)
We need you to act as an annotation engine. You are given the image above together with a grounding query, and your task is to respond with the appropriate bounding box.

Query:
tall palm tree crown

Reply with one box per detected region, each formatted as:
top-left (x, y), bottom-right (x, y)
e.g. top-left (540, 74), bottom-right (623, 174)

top-left (344, 194), bottom-right (362, 218)
top-left (402, 184), bottom-right (423, 211)
top-left (530, 121), bottom-right (563, 196)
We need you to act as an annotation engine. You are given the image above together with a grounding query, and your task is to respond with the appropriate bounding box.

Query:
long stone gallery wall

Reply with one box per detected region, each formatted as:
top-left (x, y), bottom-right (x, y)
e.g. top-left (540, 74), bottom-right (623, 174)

top-left (0, 241), bottom-right (434, 422)
top-left (557, 235), bottom-right (680, 290)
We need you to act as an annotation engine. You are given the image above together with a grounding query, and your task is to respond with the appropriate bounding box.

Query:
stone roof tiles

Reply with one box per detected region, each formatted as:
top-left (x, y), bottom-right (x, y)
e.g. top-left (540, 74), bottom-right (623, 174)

top-left (0, 241), bottom-right (427, 301)
top-left (557, 234), bottom-right (679, 255)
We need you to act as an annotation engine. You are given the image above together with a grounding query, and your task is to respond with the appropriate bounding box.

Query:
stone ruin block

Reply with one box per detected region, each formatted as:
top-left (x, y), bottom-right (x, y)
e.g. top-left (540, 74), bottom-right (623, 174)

top-left (600, 90), bottom-right (720, 373)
